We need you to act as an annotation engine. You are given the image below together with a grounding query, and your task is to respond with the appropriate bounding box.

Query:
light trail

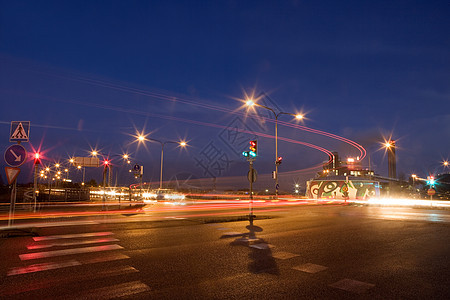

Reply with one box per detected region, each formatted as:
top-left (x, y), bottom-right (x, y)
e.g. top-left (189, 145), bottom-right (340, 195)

top-left (7, 68), bottom-right (366, 176)
top-left (0, 199), bottom-right (341, 223)
top-left (56, 99), bottom-right (334, 167)
top-left (37, 70), bottom-right (365, 159)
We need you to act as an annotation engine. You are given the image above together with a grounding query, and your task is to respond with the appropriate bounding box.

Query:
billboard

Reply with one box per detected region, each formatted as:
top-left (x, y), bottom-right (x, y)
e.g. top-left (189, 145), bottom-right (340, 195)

top-left (73, 157), bottom-right (100, 167)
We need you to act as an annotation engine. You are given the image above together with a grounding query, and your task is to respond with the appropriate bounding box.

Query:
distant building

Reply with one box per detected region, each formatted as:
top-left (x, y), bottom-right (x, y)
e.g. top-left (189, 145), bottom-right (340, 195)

top-left (306, 152), bottom-right (380, 199)
top-left (320, 152), bottom-right (374, 178)
top-left (306, 176), bottom-right (380, 200)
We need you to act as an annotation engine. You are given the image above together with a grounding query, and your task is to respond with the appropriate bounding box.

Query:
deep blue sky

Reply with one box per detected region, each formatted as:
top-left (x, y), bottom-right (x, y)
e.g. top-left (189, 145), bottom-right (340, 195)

top-left (0, 1), bottom-right (449, 189)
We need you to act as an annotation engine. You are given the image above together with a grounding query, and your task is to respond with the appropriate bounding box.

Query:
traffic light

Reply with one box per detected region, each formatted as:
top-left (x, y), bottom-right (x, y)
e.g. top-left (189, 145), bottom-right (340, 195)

top-left (34, 152), bottom-right (41, 165)
top-left (103, 159), bottom-right (110, 166)
top-left (249, 140), bottom-right (257, 157)
top-left (242, 151), bottom-right (249, 157)
top-left (427, 176), bottom-right (435, 186)
top-left (276, 156), bottom-right (283, 165)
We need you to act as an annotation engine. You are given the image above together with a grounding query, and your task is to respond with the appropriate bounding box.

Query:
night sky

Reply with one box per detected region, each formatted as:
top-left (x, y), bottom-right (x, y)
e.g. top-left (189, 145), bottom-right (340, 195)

top-left (0, 1), bottom-right (449, 190)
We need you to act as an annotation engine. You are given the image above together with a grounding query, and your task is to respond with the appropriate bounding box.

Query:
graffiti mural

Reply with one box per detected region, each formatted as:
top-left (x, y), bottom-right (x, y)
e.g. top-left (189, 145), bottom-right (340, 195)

top-left (306, 179), bottom-right (380, 200)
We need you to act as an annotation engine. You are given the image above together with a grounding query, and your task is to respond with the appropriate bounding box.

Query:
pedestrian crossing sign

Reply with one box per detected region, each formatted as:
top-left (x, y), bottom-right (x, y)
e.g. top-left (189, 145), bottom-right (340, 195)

top-left (10, 121), bottom-right (30, 142)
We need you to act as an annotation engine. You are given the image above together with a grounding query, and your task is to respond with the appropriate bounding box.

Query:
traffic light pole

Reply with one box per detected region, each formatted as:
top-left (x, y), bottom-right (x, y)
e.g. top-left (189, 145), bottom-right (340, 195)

top-left (102, 164), bottom-right (108, 210)
top-left (275, 117), bottom-right (279, 198)
top-left (33, 163), bottom-right (38, 212)
top-left (248, 158), bottom-right (255, 222)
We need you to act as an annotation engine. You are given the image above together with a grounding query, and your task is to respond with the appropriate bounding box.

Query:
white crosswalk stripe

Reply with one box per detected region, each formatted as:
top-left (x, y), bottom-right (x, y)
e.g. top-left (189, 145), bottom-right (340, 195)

top-left (20, 244), bottom-right (124, 260)
top-left (3, 230), bottom-right (151, 298)
top-left (27, 237), bottom-right (120, 249)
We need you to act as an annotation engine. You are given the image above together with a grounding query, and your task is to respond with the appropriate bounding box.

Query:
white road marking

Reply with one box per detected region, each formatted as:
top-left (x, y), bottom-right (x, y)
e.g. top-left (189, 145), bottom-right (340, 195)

top-left (8, 253), bottom-right (130, 276)
top-left (272, 251), bottom-right (300, 260)
top-left (0, 220), bottom-right (100, 230)
top-left (20, 244), bottom-right (124, 260)
top-left (27, 237), bottom-right (119, 249)
top-left (329, 278), bottom-right (375, 294)
top-left (249, 243), bottom-right (274, 250)
top-left (8, 260), bottom-right (81, 276)
top-left (292, 263), bottom-right (328, 273)
top-left (69, 280), bottom-right (151, 299)
top-left (5, 265), bottom-right (138, 295)
top-left (33, 231), bottom-right (114, 241)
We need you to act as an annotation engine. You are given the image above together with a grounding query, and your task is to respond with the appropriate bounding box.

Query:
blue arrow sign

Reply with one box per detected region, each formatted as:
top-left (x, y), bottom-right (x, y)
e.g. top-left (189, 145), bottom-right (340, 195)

top-left (4, 144), bottom-right (27, 167)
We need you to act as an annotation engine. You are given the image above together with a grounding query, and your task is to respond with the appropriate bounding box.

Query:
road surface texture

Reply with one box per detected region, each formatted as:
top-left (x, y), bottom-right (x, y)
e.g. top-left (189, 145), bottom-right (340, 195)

top-left (1, 203), bottom-right (449, 299)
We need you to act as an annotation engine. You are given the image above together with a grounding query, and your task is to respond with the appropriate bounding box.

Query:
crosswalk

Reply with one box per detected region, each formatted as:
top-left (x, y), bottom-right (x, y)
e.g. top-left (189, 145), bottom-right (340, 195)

top-left (213, 223), bottom-right (376, 295)
top-left (2, 230), bottom-right (151, 298)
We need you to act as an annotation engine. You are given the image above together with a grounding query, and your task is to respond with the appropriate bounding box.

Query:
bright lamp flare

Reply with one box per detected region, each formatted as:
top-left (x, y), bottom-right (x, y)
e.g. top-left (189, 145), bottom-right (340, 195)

top-left (180, 141), bottom-right (187, 147)
top-left (295, 114), bottom-right (303, 120)
top-left (246, 99), bottom-right (254, 106)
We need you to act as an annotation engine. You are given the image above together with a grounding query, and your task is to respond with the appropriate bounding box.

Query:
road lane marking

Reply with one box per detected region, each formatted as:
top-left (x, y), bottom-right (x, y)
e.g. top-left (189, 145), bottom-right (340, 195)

top-left (81, 253), bottom-right (129, 264)
top-left (329, 278), bottom-right (375, 294)
top-left (69, 280), bottom-right (151, 299)
top-left (19, 244), bottom-right (124, 260)
top-left (8, 253), bottom-right (130, 276)
top-left (272, 251), bottom-right (300, 260)
top-left (27, 237), bottom-right (119, 249)
top-left (33, 231), bottom-right (114, 241)
top-left (8, 260), bottom-right (81, 276)
top-left (5, 265), bottom-right (138, 295)
top-left (292, 263), bottom-right (328, 273)
top-left (249, 243), bottom-right (274, 250)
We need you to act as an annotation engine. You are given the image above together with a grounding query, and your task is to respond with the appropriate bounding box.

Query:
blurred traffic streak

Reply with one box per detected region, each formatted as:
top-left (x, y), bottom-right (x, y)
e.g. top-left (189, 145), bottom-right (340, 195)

top-left (352, 197), bottom-right (450, 208)
top-left (0, 197), bottom-right (342, 226)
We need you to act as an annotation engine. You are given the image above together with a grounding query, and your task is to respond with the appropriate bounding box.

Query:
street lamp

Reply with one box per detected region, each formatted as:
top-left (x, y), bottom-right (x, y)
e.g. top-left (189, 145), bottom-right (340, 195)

top-left (246, 98), bottom-right (303, 197)
top-left (139, 137), bottom-right (187, 189)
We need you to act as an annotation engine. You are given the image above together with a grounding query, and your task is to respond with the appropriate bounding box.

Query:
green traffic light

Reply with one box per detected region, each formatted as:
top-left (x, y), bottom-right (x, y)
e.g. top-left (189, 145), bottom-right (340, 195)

top-left (249, 151), bottom-right (256, 157)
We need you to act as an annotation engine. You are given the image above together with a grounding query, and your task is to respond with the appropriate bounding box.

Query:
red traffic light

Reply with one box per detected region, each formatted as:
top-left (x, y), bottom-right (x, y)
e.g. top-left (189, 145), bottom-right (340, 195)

top-left (249, 140), bottom-right (257, 156)
top-left (276, 156), bottom-right (283, 164)
top-left (103, 160), bottom-right (110, 165)
top-left (34, 152), bottom-right (41, 165)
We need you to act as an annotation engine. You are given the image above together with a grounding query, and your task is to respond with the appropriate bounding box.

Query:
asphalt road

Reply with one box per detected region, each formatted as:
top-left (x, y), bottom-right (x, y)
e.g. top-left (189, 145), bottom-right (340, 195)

top-left (1, 204), bottom-right (449, 299)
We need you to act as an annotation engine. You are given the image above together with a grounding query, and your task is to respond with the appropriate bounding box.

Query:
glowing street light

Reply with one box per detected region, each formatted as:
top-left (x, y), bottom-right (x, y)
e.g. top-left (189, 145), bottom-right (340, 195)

top-left (245, 95), bottom-right (304, 197)
top-left (137, 136), bottom-right (188, 189)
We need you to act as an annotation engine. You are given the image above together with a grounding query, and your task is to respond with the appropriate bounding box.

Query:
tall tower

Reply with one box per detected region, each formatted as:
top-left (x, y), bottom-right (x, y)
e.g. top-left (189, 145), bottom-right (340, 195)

top-left (387, 140), bottom-right (396, 179)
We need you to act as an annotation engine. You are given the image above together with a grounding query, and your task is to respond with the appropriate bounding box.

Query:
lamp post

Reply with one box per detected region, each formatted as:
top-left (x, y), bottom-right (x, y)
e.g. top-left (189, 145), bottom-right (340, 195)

top-left (138, 135), bottom-right (187, 189)
top-left (246, 99), bottom-right (303, 198)
top-left (384, 140), bottom-right (396, 197)
top-left (92, 151), bottom-right (131, 187)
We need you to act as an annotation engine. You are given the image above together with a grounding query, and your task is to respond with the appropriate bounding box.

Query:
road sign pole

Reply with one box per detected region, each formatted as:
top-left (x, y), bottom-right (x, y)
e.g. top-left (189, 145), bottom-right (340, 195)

top-left (33, 163), bottom-right (38, 212)
top-left (8, 179), bottom-right (17, 227)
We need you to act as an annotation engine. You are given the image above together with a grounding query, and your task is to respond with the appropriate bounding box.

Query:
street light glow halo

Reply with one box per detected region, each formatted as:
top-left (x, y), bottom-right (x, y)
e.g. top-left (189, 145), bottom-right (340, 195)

top-left (246, 99), bottom-right (255, 106)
